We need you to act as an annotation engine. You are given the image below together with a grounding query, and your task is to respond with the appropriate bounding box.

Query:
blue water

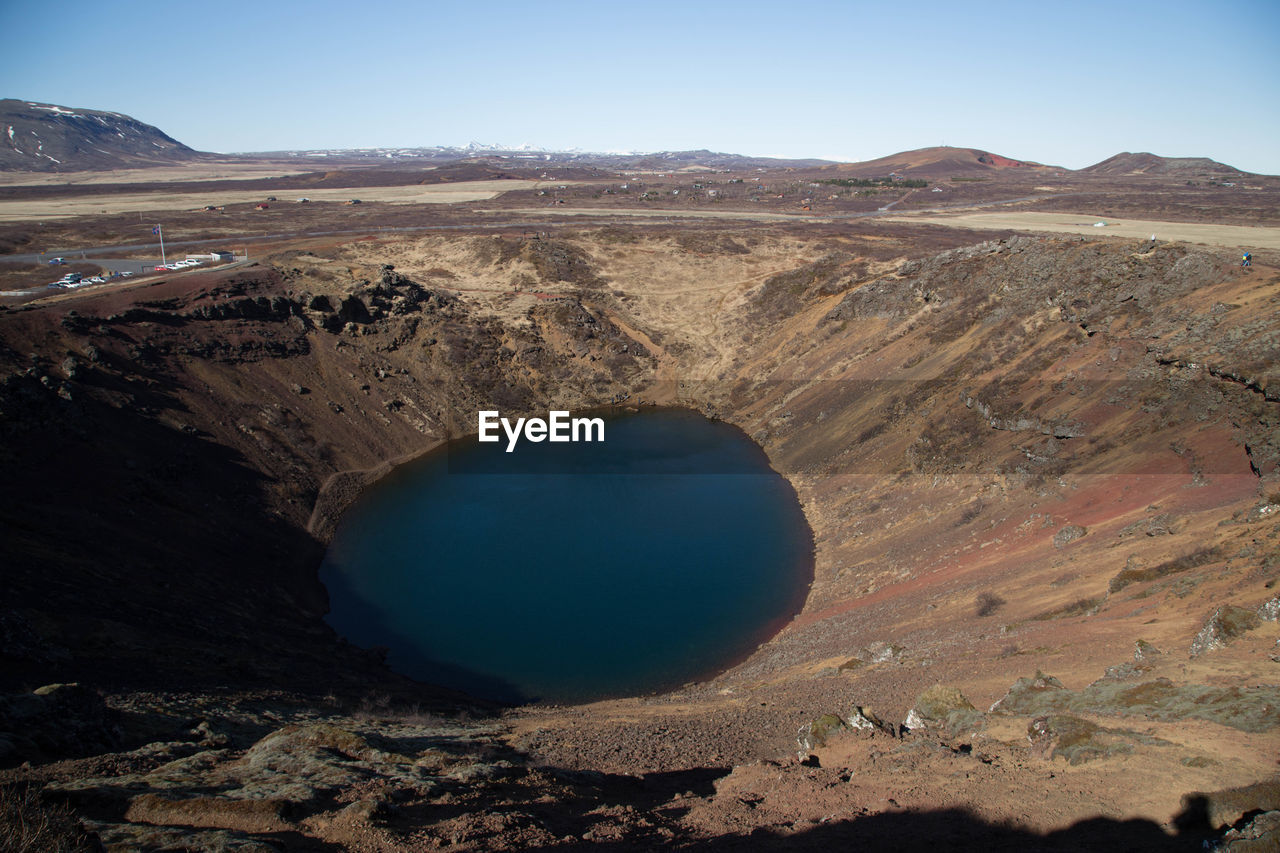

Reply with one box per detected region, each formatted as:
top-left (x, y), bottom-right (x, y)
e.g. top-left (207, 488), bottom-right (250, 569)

top-left (319, 408), bottom-right (814, 704)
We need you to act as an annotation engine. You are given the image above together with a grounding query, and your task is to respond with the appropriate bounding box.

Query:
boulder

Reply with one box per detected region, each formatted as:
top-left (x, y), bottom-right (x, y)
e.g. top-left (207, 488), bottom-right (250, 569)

top-left (1053, 525), bottom-right (1087, 548)
top-left (988, 671), bottom-right (1068, 714)
top-left (904, 685), bottom-right (982, 735)
top-left (845, 706), bottom-right (895, 737)
top-left (1259, 597), bottom-right (1280, 622)
top-left (795, 713), bottom-right (847, 755)
top-left (1190, 605), bottom-right (1263, 657)
top-left (1134, 639), bottom-right (1162, 661)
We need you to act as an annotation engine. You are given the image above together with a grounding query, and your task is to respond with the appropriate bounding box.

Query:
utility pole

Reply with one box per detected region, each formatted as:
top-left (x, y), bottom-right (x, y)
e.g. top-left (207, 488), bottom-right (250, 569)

top-left (153, 224), bottom-right (166, 265)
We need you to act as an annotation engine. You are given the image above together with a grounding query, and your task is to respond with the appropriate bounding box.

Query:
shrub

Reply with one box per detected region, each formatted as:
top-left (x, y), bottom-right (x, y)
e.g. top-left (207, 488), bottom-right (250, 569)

top-left (975, 591), bottom-right (1006, 617)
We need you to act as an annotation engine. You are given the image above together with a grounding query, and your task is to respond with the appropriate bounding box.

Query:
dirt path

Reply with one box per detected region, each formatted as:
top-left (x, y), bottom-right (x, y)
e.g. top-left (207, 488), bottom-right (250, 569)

top-left (491, 206), bottom-right (832, 223)
top-left (882, 210), bottom-right (1280, 249)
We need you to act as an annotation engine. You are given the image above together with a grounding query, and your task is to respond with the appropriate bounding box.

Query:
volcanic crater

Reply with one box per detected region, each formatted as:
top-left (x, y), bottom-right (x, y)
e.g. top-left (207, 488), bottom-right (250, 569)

top-left (3, 220), bottom-right (1279, 850)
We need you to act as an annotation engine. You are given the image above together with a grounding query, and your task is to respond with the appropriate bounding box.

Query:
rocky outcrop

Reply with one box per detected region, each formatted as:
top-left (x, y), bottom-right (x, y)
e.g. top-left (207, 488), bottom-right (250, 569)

top-left (1260, 597), bottom-right (1280, 622)
top-left (990, 670), bottom-right (1280, 733)
top-left (1027, 714), bottom-right (1170, 765)
top-left (1190, 605), bottom-right (1264, 657)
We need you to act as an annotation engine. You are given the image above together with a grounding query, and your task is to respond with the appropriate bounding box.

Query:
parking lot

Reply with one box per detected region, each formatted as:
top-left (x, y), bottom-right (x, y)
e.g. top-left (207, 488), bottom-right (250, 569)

top-left (39, 253), bottom-right (234, 291)
top-left (0, 253), bottom-right (245, 304)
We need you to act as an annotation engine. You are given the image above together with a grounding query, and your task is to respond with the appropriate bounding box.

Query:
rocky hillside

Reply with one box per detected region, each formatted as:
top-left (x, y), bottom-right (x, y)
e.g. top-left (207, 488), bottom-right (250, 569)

top-left (0, 99), bottom-right (204, 172)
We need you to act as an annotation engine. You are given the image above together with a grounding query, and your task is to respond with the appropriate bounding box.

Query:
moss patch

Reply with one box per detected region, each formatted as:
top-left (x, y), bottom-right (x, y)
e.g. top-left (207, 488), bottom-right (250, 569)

top-left (1109, 546), bottom-right (1222, 594)
top-left (992, 672), bottom-right (1280, 733)
top-left (1027, 714), bottom-right (1170, 765)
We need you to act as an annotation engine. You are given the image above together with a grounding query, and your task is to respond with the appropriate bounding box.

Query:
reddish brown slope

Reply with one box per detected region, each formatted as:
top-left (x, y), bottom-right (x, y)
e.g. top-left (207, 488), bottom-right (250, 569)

top-left (830, 146), bottom-right (1056, 178)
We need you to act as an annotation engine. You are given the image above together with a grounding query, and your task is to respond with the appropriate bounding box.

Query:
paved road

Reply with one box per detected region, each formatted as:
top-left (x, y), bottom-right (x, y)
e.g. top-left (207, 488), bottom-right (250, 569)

top-left (11, 239), bottom-right (236, 265)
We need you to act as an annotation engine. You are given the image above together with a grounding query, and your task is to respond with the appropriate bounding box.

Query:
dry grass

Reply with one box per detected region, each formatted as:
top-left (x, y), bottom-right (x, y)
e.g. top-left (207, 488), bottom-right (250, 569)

top-left (0, 785), bottom-right (90, 853)
top-left (0, 179), bottom-right (557, 221)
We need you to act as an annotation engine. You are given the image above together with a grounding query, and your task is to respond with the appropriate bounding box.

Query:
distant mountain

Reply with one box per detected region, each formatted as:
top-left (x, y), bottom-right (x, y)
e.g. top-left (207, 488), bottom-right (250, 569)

top-left (248, 145), bottom-right (833, 172)
top-left (6, 101), bottom-right (1255, 182)
top-left (1080, 152), bottom-right (1246, 177)
top-left (827, 146), bottom-right (1057, 178)
top-left (0, 99), bottom-right (206, 172)
top-left (590, 149), bottom-right (834, 171)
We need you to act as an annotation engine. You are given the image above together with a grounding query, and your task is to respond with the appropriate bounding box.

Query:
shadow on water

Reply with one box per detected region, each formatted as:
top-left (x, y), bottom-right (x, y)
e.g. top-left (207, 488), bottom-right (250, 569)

top-left (321, 565), bottom-right (531, 704)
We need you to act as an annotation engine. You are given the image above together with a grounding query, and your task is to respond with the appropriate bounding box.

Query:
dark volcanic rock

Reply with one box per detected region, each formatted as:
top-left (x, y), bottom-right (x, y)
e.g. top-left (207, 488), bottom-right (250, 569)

top-left (0, 683), bottom-right (121, 766)
top-left (823, 277), bottom-right (915, 323)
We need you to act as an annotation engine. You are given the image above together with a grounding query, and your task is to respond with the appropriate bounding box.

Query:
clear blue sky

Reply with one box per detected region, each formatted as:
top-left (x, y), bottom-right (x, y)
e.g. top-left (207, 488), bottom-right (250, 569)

top-left (3, 0), bottom-right (1277, 172)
